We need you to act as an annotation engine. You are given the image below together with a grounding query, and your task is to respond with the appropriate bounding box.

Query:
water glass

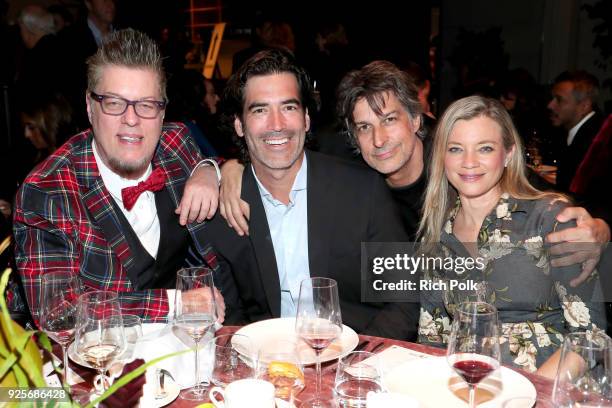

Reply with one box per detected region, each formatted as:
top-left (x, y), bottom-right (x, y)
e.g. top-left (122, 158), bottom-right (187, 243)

top-left (552, 331), bottom-right (612, 407)
top-left (209, 333), bottom-right (256, 387)
top-left (256, 339), bottom-right (305, 402)
top-left (334, 351), bottom-right (383, 408)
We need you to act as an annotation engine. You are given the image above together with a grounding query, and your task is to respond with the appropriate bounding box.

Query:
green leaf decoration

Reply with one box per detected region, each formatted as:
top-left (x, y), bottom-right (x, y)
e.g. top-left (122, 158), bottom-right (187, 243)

top-left (0, 269), bottom-right (46, 388)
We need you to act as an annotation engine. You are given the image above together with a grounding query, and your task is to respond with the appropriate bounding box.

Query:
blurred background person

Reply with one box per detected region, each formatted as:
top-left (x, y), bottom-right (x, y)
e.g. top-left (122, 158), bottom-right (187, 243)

top-left (232, 17), bottom-right (295, 73)
top-left (403, 61), bottom-right (437, 133)
top-left (59, 0), bottom-right (116, 128)
top-left (569, 114), bottom-right (612, 226)
top-left (165, 69), bottom-right (219, 157)
top-left (20, 93), bottom-right (76, 165)
top-left (16, 5), bottom-right (61, 94)
top-left (547, 70), bottom-right (604, 192)
top-left (47, 3), bottom-right (73, 33)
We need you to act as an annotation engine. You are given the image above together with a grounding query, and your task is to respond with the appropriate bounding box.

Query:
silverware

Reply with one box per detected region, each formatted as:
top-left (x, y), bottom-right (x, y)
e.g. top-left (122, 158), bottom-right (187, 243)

top-left (155, 368), bottom-right (174, 399)
top-left (369, 342), bottom-right (386, 354)
top-left (354, 340), bottom-right (370, 352)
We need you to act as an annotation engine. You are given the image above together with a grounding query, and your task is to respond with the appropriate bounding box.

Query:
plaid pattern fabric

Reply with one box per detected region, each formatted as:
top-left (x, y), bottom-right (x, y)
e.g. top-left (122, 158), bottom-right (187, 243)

top-left (13, 122), bottom-right (219, 324)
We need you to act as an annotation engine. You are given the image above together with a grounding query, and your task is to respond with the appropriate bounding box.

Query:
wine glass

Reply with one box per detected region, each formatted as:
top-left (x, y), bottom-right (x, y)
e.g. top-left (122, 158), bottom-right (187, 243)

top-left (552, 331), bottom-right (612, 407)
top-left (295, 277), bottom-right (343, 408)
top-left (209, 333), bottom-right (256, 387)
top-left (74, 291), bottom-right (126, 399)
top-left (39, 272), bottom-right (82, 385)
top-left (108, 314), bottom-right (142, 382)
top-left (174, 267), bottom-right (218, 401)
top-left (334, 351), bottom-right (383, 407)
top-left (443, 280), bottom-right (492, 317)
top-left (257, 339), bottom-right (305, 404)
top-left (446, 302), bottom-right (501, 408)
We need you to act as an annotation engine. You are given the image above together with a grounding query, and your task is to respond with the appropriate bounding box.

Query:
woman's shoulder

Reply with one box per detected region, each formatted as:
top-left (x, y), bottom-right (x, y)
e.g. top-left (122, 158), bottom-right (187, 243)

top-left (530, 195), bottom-right (571, 214)
top-left (520, 194), bottom-right (574, 234)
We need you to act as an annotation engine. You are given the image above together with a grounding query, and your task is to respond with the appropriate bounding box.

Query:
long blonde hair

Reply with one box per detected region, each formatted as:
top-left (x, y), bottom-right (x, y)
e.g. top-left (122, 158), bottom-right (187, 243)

top-left (418, 95), bottom-right (563, 244)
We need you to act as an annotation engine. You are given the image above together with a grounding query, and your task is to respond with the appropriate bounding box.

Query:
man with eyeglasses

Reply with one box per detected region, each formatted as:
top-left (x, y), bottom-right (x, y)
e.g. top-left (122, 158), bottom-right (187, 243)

top-left (13, 29), bottom-right (225, 324)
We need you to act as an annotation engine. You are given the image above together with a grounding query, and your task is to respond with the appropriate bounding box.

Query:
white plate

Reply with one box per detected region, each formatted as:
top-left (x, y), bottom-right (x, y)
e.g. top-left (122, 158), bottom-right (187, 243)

top-left (138, 368), bottom-right (180, 408)
top-left (384, 357), bottom-right (537, 408)
top-left (234, 318), bottom-right (359, 365)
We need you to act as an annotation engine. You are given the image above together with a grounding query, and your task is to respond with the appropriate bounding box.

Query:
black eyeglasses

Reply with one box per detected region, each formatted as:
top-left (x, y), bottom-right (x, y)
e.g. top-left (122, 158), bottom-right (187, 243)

top-left (89, 92), bottom-right (167, 119)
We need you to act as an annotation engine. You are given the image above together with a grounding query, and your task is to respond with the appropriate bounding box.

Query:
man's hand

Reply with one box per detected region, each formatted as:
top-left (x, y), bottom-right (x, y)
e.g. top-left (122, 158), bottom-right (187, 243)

top-left (547, 206), bottom-right (611, 287)
top-left (181, 285), bottom-right (226, 324)
top-left (175, 164), bottom-right (219, 226)
top-left (219, 159), bottom-right (250, 236)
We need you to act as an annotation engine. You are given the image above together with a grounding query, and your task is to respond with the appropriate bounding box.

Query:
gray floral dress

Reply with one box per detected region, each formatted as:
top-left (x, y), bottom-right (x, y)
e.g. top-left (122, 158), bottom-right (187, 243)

top-left (418, 193), bottom-right (607, 372)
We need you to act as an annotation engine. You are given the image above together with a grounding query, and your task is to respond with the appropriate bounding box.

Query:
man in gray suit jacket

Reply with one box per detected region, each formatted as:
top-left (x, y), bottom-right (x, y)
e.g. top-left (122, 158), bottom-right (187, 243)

top-left (205, 49), bottom-right (418, 340)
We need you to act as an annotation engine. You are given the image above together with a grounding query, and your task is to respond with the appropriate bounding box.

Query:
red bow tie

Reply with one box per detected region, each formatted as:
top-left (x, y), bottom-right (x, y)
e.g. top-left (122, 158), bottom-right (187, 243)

top-left (121, 167), bottom-right (166, 210)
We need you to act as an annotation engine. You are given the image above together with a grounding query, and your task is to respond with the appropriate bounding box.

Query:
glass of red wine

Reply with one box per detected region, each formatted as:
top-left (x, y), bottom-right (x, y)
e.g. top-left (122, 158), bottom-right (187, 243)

top-left (446, 301), bottom-right (501, 408)
top-left (295, 277), bottom-right (343, 408)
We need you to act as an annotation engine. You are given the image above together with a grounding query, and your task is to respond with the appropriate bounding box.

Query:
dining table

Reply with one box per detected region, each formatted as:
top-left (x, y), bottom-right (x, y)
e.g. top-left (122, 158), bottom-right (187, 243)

top-left (163, 325), bottom-right (555, 408)
top-left (61, 324), bottom-right (555, 407)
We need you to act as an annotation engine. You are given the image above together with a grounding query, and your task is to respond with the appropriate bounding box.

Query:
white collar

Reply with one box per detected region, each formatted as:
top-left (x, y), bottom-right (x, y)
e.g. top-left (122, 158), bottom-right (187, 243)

top-left (568, 111), bottom-right (595, 146)
top-left (252, 153), bottom-right (307, 204)
top-left (92, 139), bottom-right (153, 204)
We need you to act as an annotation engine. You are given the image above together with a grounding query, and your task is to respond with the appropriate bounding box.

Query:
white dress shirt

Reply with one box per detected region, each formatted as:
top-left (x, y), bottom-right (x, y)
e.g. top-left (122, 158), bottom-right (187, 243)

top-left (93, 140), bottom-right (161, 258)
top-left (252, 155), bottom-right (310, 317)
top-left (567, 111), bottom-right (595, 146)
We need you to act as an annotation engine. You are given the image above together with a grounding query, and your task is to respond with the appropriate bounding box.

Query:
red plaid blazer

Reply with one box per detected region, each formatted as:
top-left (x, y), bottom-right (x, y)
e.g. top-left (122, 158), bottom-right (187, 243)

top-left (13, 122), bottom-right (218, 323)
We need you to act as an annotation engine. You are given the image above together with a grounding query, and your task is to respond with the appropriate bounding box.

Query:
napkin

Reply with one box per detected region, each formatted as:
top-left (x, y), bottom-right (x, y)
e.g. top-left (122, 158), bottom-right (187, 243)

top-left (43, 354), bottom-right (85, 387)
top-left (372, 345), bottom-right (431, 375)
top-left (345, 345), bottom-right (431, 378)
top-left (104, 359), bottom-right (146, 407)
top-left (366, 391), bottom-right (420, 407)
top-left (132, 323), bottom-right (215, 389)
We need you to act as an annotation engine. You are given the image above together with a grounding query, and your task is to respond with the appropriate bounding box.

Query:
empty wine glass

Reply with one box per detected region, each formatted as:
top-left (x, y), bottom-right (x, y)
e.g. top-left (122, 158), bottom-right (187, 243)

top-left (39, 272), bottom-right (82, 385)
top-left (108, 314), bottom-right (142, 382)
top-left (209, 333), bottom-right (256, 387)
top-left (446, 302), bottom-right (501, 408)
top-left (75, 291), bottom-right (125, 400)
top-left (257, 339), bottom-right (304, 403)
top-left (174, 267), bottom-right (218, 401)
top-left (295, 277), bottom-right (343, 408)
top-left (552, 331), bottom-right (612, 407)
top-left (443, 279), bottom-right (492, 317)
top-left (334, 351), bottom-right (383, 407)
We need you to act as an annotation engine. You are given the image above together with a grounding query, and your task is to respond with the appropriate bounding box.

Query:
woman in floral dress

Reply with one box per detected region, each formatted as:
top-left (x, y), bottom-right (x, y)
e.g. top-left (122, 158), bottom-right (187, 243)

top-left (417, 95), bottom-right (606, 378)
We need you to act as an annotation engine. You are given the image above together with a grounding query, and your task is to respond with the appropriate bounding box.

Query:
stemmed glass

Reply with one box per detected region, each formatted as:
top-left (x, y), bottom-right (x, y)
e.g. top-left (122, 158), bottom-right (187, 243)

top-left (446, 302), bottom-right (501, 408)
top-left (295, 277), bottom-right (343, 408)
top-left (74, 291), bottom-right (126, 399)
top-left (108, 314), bottom-right (142, 382)
top-left (552, 331), bottom-right (612, 407)
top-left (174, 267), bottom-right (218, 401)
top-left (39, 272), bottom-right (82, 384)
top-left (443, 280), bottom-right (492, 317)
